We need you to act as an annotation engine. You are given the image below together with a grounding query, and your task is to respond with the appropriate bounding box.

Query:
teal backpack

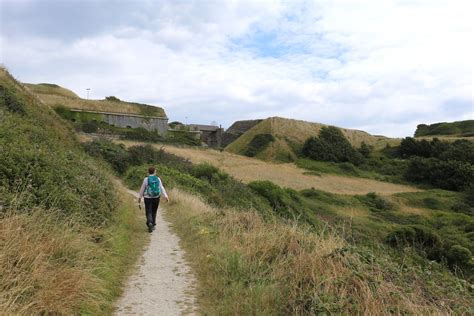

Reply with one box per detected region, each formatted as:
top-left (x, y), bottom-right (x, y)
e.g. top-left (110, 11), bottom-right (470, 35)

top-left (146, 175), bottom-right (161, 197)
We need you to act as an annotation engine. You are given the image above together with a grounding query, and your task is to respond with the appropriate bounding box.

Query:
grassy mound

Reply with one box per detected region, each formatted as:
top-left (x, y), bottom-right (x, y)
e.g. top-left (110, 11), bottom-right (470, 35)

top-left (25, 82), bottom-right (79, 98)
top-left (225, 117), bottom-right (394, 162)
top-left (25, 82), bottom-right (167, 117)
top-left (415, 120), bottom-right (474, 137)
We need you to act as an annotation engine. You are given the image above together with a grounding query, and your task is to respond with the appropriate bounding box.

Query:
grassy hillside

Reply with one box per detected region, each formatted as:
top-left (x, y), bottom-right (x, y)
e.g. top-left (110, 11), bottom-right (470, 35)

top-left (415, 120), bottom-right (474, 137)
top-left (0, 68), bottom-right (146, 314)
top-left (159, 145), bottom-right (418, 195)
top-left (103, 138), bottom-right (473, 314)
top-left (25, 82), bottom-right (167, 117)
top-left (225, 117), bottom-right (396, 161)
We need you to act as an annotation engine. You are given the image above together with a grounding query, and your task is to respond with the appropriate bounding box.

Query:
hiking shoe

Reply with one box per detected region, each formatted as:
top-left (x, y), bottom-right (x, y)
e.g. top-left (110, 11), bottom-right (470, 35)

top-left (147, 223), bottom-right (153, 233)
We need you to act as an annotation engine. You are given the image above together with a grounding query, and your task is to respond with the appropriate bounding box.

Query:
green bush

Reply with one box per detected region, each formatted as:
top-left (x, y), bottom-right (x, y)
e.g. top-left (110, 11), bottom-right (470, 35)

top-left (386, 225), bottom-right (441, 249)
top-left (191, 163), bottom-right (228, 182)
top-left (398, 137), bottom-right (473, 164)
top-left (81, 120), bottom-right (99, 133)
top-left (124, 164), bottom-right (213, 196)
top-left (357, 142), bottom-right (373, 158)
top-left (244, 134), bottom-right (275, 157)
top-left (406, 157), bottom-right (474, 191)
top-left (423, 197), bottom-right (442, 210)
top-left (359, 192), bottom-right (395, 211)
top-left (0, 84), bottom-right (26, 115)
top-left (105, 96), bottom-right (120, 102)
top-left (446, 245), bottom-right (472, 265)
top-left (121, 127), bottom-right (164, 142)
top-left (83, 139), bottom-right (130, 174)
top-left (339, 162), bottom-right (359, 175)
top-left (302, 126), bottom-right (364, 165)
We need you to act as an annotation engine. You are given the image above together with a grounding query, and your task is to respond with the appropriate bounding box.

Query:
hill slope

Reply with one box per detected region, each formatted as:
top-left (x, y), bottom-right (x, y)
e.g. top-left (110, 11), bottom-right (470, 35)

top-left (1, 69), bottom-right (145, 314)
top-left (415, 120), bottom-right (474, 138)
top-left (25, 82), bottom-right (167, 117)
top-left (225, 117), bottom-right (394, 161)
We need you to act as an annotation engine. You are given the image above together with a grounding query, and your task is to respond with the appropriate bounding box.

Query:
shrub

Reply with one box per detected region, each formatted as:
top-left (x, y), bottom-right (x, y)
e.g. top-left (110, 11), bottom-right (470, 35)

top-left (82, 120), bottom-right (99, 133)
top-left (339, 162), bottom-right (358, 175)
top-left (244, 134), bottom-right (275, 157)
top-left (105, 96), bottom-right (120, 102)
top-left (386, 225), bottom-right (441, 249)
top-left (83, 139), bottom-right (130, 174)
top-left (358, 142), bottom-right (373, 158)
top-left (359, 192), bottom-right (394, 211)
top-left (446, 245), bottom-right (472, 265)
top-left (248, 181), bottom-right (294, 218)
top-left (191, 163), bottom-right (228, 182)
top-left (405, 157), bottom-right (474, 191)
top-left (423, 197), bottom-right (442, 209)
top-left (0, 84), bottom-right (26, 115)
top-left (302, 126), bottom-right (364, 165)
top-left (386, 226), bottom-right (417, 245)
top-left (398, 137), bottom-right (473, 164)
top-left (121, 127), bottom-right (164, 142)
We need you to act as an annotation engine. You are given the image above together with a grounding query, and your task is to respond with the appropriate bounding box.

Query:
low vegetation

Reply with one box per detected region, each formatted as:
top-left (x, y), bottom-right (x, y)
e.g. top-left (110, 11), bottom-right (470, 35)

top-left (164, 188), bottom-right (472, 314)
top-left (80, 131), bottom-right (474, 314)
top-left (1, 68), bottom-right (146, 314)
top-left (415, 120), bottom-right (474, 137)
top-left (26, 82), bottom-right (167, 117)
top-left (244, 133), bottom-right (275, 157)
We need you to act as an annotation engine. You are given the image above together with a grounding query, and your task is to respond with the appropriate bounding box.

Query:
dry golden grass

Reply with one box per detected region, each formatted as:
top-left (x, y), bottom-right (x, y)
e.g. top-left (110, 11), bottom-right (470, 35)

top-left (26, 90), bottom-right (166, 117)
top-left (0, 183), bottom-right (147, 315)
top-left (165, 188), bottom-right (461, 315)
top-left (0, 208), bottom-right (103, 315)
top-left (24, 83), bottom-right (79, 98)
top-left (415, 135), bottom-right (474, 142)
top-left (159, 145), bottom-right (420, 195)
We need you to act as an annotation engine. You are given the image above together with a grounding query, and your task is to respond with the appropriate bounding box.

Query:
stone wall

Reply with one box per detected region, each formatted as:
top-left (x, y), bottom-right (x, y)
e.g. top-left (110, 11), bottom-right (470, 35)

top-left (71, 109), bottom-right (168, 135)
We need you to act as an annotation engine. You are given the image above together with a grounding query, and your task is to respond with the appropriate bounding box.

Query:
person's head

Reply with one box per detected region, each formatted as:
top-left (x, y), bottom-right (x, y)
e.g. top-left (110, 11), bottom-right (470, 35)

top-left (148, 166), bottom-right (156, 175)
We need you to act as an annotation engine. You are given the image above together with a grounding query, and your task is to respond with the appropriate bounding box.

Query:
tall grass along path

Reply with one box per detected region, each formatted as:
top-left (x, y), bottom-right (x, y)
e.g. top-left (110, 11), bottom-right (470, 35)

top-left (115, 190), bottom-right (197, 315)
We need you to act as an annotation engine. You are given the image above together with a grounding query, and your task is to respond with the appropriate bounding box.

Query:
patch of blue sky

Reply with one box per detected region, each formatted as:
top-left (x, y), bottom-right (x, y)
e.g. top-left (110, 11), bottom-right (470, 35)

top-left (230, 30), bottom-right (311, 59)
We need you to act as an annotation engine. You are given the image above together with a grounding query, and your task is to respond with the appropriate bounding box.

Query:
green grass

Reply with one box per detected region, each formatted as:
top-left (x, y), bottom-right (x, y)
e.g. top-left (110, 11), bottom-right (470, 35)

top-left (415, 120), bottom-right (474, 137)
top-left (87, 189), bottom-right (147, 314)
top-left (1, 68), bottom-right (148, 314)
top-left (296, 158), bottom-right (401, 183)
top-left (163, 188), bottom-right (473, 314)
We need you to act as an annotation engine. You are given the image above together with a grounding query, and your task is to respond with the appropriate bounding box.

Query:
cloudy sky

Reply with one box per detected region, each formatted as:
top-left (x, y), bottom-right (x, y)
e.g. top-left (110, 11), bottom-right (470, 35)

top-left (1, 0), bottom-right (472, 137)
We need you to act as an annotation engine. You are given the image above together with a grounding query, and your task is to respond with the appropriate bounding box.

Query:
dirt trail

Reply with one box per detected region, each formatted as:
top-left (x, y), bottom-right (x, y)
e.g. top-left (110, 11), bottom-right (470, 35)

top-left (115, 191), bottom-right (197, 315)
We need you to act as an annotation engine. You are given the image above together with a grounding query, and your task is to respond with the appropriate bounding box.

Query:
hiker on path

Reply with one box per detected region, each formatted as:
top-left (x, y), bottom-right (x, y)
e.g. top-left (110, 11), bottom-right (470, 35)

top-left (138, 166), bottom-right (169, 232)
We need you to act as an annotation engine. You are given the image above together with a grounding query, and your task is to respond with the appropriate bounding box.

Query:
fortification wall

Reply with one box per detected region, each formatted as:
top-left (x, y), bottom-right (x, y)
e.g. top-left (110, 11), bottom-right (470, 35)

top-left (71, 109), bottom-right (169, 135)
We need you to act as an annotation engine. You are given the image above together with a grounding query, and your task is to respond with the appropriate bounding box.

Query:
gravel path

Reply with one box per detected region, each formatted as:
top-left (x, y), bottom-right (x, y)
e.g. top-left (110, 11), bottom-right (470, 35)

top-left (115, 191), bottom-right (197, 315)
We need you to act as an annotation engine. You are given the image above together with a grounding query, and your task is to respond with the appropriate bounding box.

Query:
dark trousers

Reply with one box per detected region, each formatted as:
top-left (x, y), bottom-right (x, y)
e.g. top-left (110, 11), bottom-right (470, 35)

top-left (144, 197), bottom-right (160, 226)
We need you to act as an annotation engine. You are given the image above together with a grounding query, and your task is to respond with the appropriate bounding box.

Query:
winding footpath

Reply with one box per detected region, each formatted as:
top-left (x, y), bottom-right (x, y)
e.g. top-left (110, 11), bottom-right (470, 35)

top-left (115, 191), bottom-right (198, 315)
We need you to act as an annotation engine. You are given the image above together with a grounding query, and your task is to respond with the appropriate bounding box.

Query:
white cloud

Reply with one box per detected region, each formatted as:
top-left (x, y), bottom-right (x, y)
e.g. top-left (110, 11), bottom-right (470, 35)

top-left (1, 0), bottom-right (472, 136)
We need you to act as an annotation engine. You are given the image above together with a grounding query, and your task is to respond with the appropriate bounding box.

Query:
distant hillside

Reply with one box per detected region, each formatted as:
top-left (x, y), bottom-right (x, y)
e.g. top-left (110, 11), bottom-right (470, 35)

top-left (225, 117), bottom-right (392, 161)
top-left (221, 119), bottom-right (263, 147)
top-left (25, 82), bottom-right (167, 118)
top-left (415, 120), bottom-right (474, 137)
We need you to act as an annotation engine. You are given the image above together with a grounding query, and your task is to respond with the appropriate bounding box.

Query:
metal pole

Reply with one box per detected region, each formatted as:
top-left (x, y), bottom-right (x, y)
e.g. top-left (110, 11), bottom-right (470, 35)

top-left (86, 88), bottom-right (90, 99)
